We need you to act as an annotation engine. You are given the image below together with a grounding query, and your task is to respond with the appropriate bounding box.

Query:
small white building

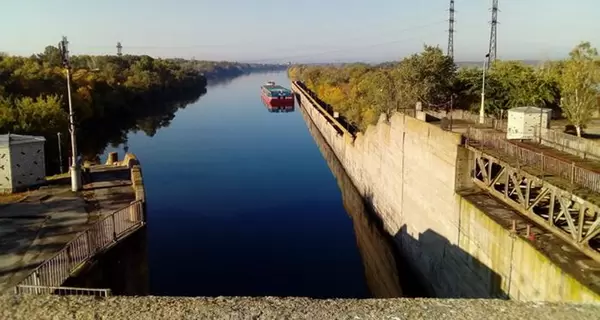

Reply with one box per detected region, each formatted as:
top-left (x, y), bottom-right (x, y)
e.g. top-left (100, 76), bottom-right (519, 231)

top-left (0, 134), bottom-right (46, 194)
top-left (506, 106), bottom-right (552, 140)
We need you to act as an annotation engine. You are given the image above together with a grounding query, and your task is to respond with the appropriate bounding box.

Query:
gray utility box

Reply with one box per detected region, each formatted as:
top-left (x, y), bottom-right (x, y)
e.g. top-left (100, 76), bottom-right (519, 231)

top-left (0, 134), bottom-right (46, 194)
top-left (506, 106), bottom-right (552, 140)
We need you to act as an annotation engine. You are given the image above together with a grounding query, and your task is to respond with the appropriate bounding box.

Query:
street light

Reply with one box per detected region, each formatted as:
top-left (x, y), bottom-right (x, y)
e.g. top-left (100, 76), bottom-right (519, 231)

top-left (59, 36), bottom-right (82, 192)
top-left (479, 53), bottom-right (491, 124)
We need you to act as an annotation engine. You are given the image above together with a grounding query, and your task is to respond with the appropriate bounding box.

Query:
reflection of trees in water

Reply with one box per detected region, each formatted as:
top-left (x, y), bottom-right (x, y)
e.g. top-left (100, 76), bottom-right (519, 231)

top-left (207, 69), bottom-right (288, 88)
top-left (300, 107), bottom-right (403, 298)
top-left (75, 85), bottom-right (207, 165)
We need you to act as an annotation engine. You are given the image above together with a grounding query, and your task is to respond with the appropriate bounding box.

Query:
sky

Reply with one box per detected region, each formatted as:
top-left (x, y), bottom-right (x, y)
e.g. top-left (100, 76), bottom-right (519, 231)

top-left (1, 0), bottom-right (598, 63)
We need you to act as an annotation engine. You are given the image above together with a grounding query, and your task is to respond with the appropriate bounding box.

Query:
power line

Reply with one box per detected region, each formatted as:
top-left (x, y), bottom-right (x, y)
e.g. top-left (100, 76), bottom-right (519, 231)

top-left (241, 30), bottom-right (444, 63)
top-left (488, 0), bottom-right (499, 63)
top-left (447, 0), bottom-right (455, 60)
top-left (70, 20), bottom-right (447, 52)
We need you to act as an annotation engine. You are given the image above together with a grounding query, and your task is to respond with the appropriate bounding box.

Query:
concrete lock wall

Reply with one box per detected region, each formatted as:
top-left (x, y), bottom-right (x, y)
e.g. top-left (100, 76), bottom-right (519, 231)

top-left (293, 83), bottom-right (600, 302)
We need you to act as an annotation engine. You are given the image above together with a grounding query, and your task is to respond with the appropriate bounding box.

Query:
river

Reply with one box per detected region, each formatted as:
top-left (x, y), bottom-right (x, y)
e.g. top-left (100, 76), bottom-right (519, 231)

top-left (93, 71), bottom-right (408, 298)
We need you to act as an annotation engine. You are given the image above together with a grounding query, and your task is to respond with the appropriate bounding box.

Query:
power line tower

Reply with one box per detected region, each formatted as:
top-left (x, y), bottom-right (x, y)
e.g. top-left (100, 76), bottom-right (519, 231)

top-left (487, 0), bottom-right (499, 63)
top-left (58, 36), bottom-right (82, 192)
top-left (447, 0), bottom-right (455, 60)
top-left (116, 42), bottom-right (123, 56)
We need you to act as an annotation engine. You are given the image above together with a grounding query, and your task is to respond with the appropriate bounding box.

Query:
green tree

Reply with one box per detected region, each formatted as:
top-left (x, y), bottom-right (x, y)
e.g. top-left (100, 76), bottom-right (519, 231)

top-left (37, 46), bottom-right (63, 68)
top-left (12, 95), bottom-right (67, 134)
top-left (393, 45), bottom-right (456, 109)
top-left (558, 42), bottom-right (600, 136)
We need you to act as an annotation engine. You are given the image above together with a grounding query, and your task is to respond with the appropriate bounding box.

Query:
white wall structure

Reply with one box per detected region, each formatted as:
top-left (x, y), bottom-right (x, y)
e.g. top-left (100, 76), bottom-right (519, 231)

top-left (506, 106), bottom-right (552, 140)
top-left (0, 134), bottom-right (46, 193)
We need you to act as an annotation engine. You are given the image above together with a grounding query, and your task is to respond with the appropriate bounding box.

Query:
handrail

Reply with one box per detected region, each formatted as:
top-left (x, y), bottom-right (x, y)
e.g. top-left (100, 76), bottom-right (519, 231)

top-left (291, 81), bottom-right (357, 138)
top-left (465, 127), bottom-right (600, 193)
top-left (15, 200), bottom-right (145, 290)
top-left (534, 127), bottom-right (600, 160)
top-left (14, 285), bottom-right (111, 297)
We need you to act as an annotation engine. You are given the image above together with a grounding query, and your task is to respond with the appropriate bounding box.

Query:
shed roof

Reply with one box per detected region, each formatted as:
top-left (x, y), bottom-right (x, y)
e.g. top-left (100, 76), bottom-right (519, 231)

top-left (509, 106), bottom-right (552, 114)
top-left (0, 134), bottom-right (46, 147)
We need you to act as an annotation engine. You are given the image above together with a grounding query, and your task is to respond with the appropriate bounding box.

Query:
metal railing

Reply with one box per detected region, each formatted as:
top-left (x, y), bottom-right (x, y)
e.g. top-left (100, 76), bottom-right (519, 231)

top-left (534, 127), bottom-right (600, 160)
top-left (16, 201), bottom-right (144, 289)
top-left (425, 109), bottom-right (507, 131)
top-left (465, 127), bottom-right (600, 193)
top-left (292, 81), bottom-right (359, 137)
top-left (14, 285), bottom-right (111, 297)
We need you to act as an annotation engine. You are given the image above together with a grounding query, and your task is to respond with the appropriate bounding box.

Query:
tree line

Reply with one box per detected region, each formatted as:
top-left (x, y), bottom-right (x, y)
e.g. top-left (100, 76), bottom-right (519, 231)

top-left (0, 45), bottom-right (285, 172)
top-left (288, 42), bottom-right (600, 137)
top-left (0, 45), bottom-right (209, 138)
top-left (1, 46), bottom-right (287, 137)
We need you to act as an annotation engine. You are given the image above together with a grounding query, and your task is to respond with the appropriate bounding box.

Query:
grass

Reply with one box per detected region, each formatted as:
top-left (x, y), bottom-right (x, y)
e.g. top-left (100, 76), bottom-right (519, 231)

top-left (0, 191), bottom-right (29, 204)
top-left (46, 172), bottom-right (69, 181)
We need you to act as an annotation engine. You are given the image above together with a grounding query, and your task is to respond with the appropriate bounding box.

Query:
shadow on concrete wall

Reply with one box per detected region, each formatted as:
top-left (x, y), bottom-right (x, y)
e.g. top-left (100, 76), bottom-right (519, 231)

top-left (299, 96), bottom-right (507, 300)
top-left (63, 226), bottom-right (150, 296)
top-left (393, 225), bottom-right (508, 299)
top-left (301, 104), bottom-right (427, 298)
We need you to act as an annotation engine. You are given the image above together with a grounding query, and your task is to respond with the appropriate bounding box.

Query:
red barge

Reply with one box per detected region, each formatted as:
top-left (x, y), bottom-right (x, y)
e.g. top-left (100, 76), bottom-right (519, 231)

top-left (260, 81), bottom-right (295, 107)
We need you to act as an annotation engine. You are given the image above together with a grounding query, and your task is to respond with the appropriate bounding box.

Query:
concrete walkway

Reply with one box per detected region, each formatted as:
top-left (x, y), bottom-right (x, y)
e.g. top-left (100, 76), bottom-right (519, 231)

top-left (1, 295), bottom-right (600, 320)
top-left (0, 164), bottom-right (135, 293)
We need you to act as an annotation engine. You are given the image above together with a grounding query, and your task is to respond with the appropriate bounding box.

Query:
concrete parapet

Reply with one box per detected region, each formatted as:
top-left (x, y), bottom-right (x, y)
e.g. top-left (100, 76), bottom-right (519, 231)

top-left (1, 295), bottom-right (599, 320)
top-left (130, 166), bottom-right (145, 204)
top-left (123, 153), bottom-right (140, 168)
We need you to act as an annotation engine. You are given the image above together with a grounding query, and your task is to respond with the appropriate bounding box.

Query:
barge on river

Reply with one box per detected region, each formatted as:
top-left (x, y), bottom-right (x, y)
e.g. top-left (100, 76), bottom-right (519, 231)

top-left (261, 81), bottom-right (295, 107)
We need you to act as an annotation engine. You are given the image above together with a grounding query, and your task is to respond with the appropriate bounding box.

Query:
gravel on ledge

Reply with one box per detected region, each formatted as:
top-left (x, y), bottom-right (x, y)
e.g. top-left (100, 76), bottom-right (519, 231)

top-left (1, 294), bottom-right (600, 320)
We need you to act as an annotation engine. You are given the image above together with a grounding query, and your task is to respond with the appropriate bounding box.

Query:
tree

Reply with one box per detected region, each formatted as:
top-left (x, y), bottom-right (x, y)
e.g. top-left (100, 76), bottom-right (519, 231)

top-left (558, 42), bottom-right (600, 136)
top-left (37, 46), bottom-right (63, 68)
top-left (392, 45), bottom-right (456, 109)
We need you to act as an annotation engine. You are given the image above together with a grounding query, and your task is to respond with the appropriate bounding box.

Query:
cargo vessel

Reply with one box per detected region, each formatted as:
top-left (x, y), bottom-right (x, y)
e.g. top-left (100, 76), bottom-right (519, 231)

top-left (260, 81), bottom-right (295, 107)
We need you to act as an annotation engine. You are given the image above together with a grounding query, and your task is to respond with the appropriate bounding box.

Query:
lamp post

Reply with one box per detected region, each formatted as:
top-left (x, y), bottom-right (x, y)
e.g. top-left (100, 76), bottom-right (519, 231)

top-left (59, 36), bottom-right (82, 192)
top-left (479, 53), bottom-right (491, 124)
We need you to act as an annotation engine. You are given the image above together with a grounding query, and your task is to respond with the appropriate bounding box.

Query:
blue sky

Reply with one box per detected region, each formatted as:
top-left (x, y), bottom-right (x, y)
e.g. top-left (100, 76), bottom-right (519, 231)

top-left (1, 0), bottom-right (598, 63)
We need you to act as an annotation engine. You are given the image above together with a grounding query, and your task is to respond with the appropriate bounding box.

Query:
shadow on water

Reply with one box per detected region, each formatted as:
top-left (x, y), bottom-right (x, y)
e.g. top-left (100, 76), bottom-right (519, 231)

top-left (300, 102), bottom-right (506, 299)
top-left (43, 85), bottom-right (208, 175)
top-left (76, 86), bottom-right (208, 166)
top-left (301, 104), bottom-right (427, 298)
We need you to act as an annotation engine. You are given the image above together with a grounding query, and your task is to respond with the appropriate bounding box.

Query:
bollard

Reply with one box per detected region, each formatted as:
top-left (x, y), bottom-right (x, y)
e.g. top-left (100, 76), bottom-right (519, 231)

top-left (106, 152), bottom-right (118, 165)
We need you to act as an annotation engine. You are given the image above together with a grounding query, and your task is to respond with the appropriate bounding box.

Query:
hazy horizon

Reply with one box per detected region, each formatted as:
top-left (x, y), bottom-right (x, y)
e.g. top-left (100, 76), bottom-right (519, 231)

top-left (1, 0), bottom-right (598, 63)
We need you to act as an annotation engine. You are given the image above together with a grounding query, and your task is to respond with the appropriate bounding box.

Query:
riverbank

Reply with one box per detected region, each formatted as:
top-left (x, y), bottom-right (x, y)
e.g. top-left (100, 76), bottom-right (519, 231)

top-left (0, 153), bottom-right (145, 293)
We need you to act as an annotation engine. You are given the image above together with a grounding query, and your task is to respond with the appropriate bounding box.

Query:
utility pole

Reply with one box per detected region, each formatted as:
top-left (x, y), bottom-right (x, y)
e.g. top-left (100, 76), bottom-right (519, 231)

top-left (116, 42), bottom-right (123, 56)
top-left (58, 36), bottom-right (82, 192)
top-left (447, 0), bottom-right (455, 60)
top-left (487, 0), bottom-right (499, 64)
top-left (479, 53), bottom-right (490, 124)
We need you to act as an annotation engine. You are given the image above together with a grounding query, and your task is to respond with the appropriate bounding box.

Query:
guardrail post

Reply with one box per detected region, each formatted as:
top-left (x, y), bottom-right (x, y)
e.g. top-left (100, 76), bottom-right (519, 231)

top-left (33, 272), bottom-right (41, 294)
top-left (66, 245), bottom-right (73, 266)
top-left (111, 213), bottom-right (117, 241)
top-left (540, 152), bottom-right (545, 178)
top-left (571, 162), bottom-right (576, 184)
top-left (86, 229), bottom-right (94, 256)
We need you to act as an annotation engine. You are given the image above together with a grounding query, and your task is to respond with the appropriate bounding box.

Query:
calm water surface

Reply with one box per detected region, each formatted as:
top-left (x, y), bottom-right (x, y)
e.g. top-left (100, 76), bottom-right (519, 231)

top-left (104, 71), bottom-right (372, 297)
